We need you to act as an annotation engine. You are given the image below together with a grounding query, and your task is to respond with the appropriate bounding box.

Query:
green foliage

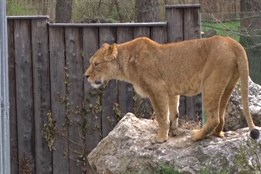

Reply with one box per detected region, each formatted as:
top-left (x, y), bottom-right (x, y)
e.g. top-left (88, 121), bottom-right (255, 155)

top-left (72, 0), bottom-right (136, 22)
top-left (200, 168), bottom-right (229, 174)
top-left (154, 164), bottom-right (230, 174)
top-left (202, 21), bottom-right (241, 41)
top-left (42, 64), bottom-right (104, 172)
top-left (154, 164), bottom-right (181, 174)
top-left (235, 141), bottom-right (261, 172)
top-left (7, 0), bottom-right (38, 16)
top-left (133, 94), bottom-right (153, 119)
top-left (7, 0), bottom-right (56, 19)
top-left (43, 112), bottom-right (58, 151)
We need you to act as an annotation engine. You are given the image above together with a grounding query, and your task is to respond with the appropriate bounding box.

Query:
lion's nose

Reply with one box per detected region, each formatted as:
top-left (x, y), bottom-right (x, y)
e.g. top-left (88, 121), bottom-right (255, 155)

top-left (85, 74), bottom-right (90, 79)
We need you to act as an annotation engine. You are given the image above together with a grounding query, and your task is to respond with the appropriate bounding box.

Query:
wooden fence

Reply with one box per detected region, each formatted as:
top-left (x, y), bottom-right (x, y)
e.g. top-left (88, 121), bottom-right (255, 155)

top-left (8, 5), bottom-right (201, 174)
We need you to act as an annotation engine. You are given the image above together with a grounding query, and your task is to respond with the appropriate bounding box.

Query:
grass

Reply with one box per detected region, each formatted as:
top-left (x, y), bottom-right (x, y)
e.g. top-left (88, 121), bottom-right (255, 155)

top-left (200, 168), bottom-right (229, 174)
top-left (154, 164), bottom-right (230, 174)
top-left (155, 164), bottom-right (181, 174)
top-left (202, 21), bottom-right (241, 41)
top-left (7, 0), bottom-right (38, 16)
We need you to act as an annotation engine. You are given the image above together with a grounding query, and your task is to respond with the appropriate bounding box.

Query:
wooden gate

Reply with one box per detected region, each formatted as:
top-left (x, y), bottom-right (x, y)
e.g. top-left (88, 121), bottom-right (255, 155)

top-left (8, 5), bottom-right (200, 174)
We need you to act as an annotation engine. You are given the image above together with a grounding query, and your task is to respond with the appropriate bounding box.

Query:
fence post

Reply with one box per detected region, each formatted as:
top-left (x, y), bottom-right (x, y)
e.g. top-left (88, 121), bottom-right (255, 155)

top-left (31, 17), bottom-right (52, 174)
top-left (165, 4), bottom-right (201, 120)
top-left (0, 0), bottom-right (11, 173)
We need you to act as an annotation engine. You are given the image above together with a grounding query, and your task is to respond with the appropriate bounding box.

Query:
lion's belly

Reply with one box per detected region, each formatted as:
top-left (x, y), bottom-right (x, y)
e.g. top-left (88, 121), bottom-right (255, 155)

top-left (169, 76), bottom-right (202, 96)
top-left (133, 85), bottom-right (148, 98)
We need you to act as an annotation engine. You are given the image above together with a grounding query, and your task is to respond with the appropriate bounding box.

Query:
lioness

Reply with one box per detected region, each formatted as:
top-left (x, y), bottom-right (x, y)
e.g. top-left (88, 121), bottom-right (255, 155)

top-left (85, 36), bottom-right (260, 142)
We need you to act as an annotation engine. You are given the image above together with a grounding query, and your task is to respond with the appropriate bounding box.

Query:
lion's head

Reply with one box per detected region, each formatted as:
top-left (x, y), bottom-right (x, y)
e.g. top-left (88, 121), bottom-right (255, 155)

top-left (85, 43), bottom-right (119, 88)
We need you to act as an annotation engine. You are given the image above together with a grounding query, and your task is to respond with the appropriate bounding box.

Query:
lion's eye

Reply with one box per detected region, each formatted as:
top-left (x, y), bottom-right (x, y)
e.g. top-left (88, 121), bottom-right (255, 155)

top-left (94, 62), bottom-right (98, 66)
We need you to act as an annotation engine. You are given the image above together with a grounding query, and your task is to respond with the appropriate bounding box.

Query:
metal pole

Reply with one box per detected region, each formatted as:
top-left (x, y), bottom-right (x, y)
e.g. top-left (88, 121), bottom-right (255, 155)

top-left (0, 0), bottom-right (11, 173)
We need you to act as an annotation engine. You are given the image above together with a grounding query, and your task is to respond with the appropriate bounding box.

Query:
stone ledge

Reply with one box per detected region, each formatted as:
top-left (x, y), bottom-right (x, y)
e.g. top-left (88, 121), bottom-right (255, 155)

top-left (88, 113), bottom-right (261, 174)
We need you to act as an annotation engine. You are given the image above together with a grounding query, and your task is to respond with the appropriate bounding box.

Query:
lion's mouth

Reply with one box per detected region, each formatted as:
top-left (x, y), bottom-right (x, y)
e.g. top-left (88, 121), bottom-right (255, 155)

top-left (91, 81), bottom-right (103, 88)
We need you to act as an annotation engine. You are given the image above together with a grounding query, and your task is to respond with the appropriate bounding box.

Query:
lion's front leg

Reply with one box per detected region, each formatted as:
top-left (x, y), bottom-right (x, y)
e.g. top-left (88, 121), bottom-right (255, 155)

top-left (168, 95), bottom-right (180, 136)
top-left (149, 94), bottom-right (169, 143)
top-left (168, 95), bottom-right (189, 137)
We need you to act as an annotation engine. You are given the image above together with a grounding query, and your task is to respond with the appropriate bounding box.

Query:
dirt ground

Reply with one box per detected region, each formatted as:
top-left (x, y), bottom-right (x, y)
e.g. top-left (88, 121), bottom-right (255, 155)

top-left (179, 115), bottom-right (202, 130)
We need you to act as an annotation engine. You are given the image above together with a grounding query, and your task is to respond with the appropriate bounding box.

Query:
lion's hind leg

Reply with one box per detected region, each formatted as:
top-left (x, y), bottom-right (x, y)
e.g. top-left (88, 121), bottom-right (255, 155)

top-left (191, 81), bottom-right (226, 141)
top-left (212, 71), bottom-right (239, 138)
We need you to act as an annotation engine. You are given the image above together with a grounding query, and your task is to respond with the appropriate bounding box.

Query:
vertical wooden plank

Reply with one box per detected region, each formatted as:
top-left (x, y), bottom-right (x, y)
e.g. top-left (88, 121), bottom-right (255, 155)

top-left (117, 27), bottom-right (135, 116)
top-left (82, 27), bottom-right (102, 153)
top-left (99, 27), bottom-right (118, 137)
top-left (14, 19), bottom-right (35, 174)
top-left (165, 6), bottom-right (186, 117)
top-left (134, 26), bottom-right (150, 38)
top-left (49, 27), bottom-right (69, 174)
top-left (7, 19), bottom-right (18, 174)
top-left (151, 26), bottom-right (167, 44)
top-left (166, 6), bottom-right (184, 42)
top-left (65, 27), bottom-right (84, 174)
top-left (133, 26), bottom-right (153, 119)
top-left (249, 51), bottom-right (261, 85)
top-left (183, 7), bottom-right (201, 40)
top-left (183, 6), bottom-right (201, 120)
top-left (165, 5), bottom-right (201, 119)
top-left (117, 27), bottom-right (134, 43)
top-left (178, 96), bottom-right (186, 118)
top-left (31, 18), bottom-right (52, 174)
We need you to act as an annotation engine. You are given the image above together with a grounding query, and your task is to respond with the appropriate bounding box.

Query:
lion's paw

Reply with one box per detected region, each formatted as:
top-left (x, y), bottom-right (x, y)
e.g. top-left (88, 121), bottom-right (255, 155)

top-left (169, 128), bottom-right (189, 137)
top-left (151, 133), bottom-right (168, 144)
top-left (212, 131), bottom-right (225, 138)
top-left (191, 129), bottom-right (204, 141)
top-left (150, 136), bottom-right (167, 144)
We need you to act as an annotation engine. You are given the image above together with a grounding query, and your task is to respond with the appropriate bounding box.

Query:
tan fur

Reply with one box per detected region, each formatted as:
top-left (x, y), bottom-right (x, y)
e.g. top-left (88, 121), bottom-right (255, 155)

top-left (85, 36), bottom-right (258, 142)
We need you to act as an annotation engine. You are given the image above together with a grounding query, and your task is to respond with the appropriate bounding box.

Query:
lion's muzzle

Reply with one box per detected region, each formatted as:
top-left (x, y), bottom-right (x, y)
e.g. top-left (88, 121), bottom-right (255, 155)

top-left (91, 81), bottom-right (103, 88)
top-left (85, 73), bottom-right (103, 88)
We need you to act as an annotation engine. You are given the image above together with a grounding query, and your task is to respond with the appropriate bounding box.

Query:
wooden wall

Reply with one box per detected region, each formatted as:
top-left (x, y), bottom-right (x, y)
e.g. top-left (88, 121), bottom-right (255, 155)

top-left (8, 5), bottom-right (200, 174)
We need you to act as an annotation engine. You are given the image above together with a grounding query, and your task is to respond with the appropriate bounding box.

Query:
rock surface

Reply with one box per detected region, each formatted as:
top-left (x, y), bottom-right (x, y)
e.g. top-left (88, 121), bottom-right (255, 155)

top-left (88, 113), bottom-right (261, 174)
top-left (225, 78), bottom-right (261, 131)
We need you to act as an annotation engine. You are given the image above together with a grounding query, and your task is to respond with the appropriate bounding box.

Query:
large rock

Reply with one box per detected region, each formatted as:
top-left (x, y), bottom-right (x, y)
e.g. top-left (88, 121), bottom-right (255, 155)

top-left (225, 78), bottom-right (261, 131)
top-left (88, 113), bottom-right (261, 174)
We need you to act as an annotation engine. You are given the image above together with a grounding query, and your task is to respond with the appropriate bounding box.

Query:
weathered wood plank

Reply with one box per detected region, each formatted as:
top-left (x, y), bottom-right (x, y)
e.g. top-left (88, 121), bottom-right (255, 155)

top-left (99, 27), bottom-right (118, 137)
top-left (7, 8), bottom-right (205, 173)
top-left (183, 7), bottom-right (201, 120)
top-left (117, 27), bottom-right (135, 116)
top-left (65, 27), bottom-right (84, 174)
top-left (165, 7), bottom-right (187, 117)
top-left (249, 51), bottom-right (261, 85)
top-left (49, 22), bottom-right (167, 28)
top-left (31, 18), bottom-right (52, 174)
top-left (14, 19), bottom-right (35, 174)
top-left (151, 26), bottom-right (167, 44)
top-left (166, 4), bottom-right (201, 9)
top-left (166, 7), bottom-right (184, 42)
top-left (8, 19), bottom-right (18, 174)
top-left (82, 27), bottom-right (102, 153)
top-left (117, 27), bottom-right (134, 43)
top-left (178, 97), bottom-right (186, 118)
top-left (49, 27), bottom-right (70, 174)
top-left (184, 7), bottom-right (201, 40)
top-left (133, 27), bottom-right (153, 119)
top-left (134, 26), bottom-right (150, 38)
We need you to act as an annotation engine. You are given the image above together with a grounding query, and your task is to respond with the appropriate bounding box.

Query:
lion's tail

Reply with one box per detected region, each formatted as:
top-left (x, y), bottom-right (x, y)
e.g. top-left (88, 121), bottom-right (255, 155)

top-left (235, 42), bottom-right (260, 139)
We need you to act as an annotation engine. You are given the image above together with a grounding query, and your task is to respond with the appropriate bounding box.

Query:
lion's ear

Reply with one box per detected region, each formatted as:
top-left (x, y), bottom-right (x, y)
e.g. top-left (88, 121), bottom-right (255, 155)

top-left (104, 44), bottom-right (118, 61)
top-left (102, 43), bottom-right (109, 47)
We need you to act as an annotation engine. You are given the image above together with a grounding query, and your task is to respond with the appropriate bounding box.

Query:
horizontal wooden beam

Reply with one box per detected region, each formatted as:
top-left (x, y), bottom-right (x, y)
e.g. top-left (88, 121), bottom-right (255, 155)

top-left (166, 4), bottom-right (201, 9)
top-left (49, 22), bottom-right (167, 28)
top-left (7, 15), bottom-right (49, 19)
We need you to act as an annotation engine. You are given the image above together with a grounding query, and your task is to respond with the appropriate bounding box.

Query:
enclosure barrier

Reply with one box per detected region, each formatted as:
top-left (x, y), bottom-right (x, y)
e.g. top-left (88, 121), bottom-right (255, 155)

top-left (0, 0), bottom-right (10, 174)
top-left (7, 5), bottom-right (200, 174)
